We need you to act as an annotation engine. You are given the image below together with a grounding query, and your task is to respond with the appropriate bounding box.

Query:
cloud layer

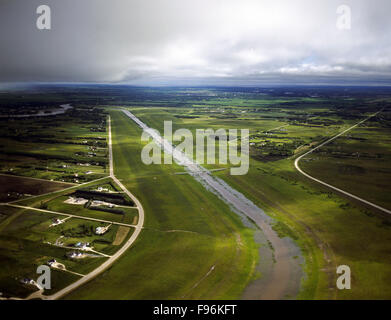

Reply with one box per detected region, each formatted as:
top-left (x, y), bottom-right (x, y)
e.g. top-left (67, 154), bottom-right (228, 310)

top-left (1, 0), bottom-right (391, 85)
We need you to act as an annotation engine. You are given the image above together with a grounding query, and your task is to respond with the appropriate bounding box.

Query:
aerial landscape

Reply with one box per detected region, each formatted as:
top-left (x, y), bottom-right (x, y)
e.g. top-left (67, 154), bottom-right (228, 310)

top-left (0, 0), bottom-right (391, 304)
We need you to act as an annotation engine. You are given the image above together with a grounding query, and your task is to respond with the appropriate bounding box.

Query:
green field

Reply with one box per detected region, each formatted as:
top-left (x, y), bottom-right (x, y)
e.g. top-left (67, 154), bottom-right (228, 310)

top-left (1, 86), bottom-right (391, 300)
top-left (0, 107), bottom-right (108, 183)
top-left (65, 110), bottom-right (262, 299)
top-left (301, 118), bottom-right (391, 210)
top-left (0, 175), bottom-right (139, 298)
top-left (107, 96), bottom-right (391, 300)
top-left (40, 195), bottom-right (137, 225)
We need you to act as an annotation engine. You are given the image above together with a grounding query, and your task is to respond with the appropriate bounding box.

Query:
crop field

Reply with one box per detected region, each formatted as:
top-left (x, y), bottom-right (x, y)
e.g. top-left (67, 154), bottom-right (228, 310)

top-left (65, 109), bottom-right (262, 300)
top-left (107, 87), bottom-right (391, 299)
top-left (301, 113), bottom-right (391, 210)
top-left (214, 160), bottom-right (391, 299)
top-left (0, 169), bottom-right (137, 298)
top-left (0, 106), bottom-right (108, 184)
top-left (39, 195), bottom-right (137, 225)
top-left (0, 174), bottom-right (74, 202)
top-left (127, 100), bottom-right (358, 166)
top-left (0, 193), bottom-right (135, 297)
top-left (0, 208), bottom-right (84, 297)
top-left (0, 85), bottom-right (390, 300)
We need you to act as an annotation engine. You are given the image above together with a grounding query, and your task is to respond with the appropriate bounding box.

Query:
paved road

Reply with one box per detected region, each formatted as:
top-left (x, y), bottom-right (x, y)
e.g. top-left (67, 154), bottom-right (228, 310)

top-left (34, 115), bottom-right (145, 300)
top-left (294, 111), bottom-right (391, 216)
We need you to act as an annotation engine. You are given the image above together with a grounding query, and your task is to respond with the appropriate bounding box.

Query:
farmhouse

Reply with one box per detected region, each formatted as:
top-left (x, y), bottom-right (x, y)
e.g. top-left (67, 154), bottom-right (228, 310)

top-left (95, 225), bottom-right (110, 235)
top-left (74, 242), bottom-right (90, 250)
top-left (50, 218), bottom-right (66, 227)
top-left (64, 196), bottom-right (88, 205)
top-left (67, 251), bottom-right (83, 259)
top-left (20, 278), bottom-right (34, 285)
top-left (47, 259), bottom-right (56, 266)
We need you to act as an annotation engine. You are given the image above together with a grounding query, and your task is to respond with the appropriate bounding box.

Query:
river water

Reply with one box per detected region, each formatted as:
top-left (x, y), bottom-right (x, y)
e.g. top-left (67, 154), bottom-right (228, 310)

top-left (122, 109), bottom-right (304, 299)
top-left (0, 104), bottom-right (73, 118)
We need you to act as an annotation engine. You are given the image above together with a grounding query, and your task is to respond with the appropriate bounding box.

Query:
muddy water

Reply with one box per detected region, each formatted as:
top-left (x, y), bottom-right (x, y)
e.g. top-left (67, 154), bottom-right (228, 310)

top-left (122, 109), bottom-right (304, 299)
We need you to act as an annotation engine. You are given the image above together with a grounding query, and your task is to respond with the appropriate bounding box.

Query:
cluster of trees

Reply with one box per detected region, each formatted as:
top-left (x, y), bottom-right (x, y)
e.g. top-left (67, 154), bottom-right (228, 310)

top-left (62, 224), bottom-right (93, 238)
top-left (250, 140), bottom-right (303, 161)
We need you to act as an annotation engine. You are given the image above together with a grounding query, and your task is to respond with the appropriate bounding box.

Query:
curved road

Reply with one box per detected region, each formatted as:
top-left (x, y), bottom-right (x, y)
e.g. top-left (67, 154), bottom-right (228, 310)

top-left (295, 111), bottom-right (391, 216)
top-left (40, 115), bottom-right (145, 300)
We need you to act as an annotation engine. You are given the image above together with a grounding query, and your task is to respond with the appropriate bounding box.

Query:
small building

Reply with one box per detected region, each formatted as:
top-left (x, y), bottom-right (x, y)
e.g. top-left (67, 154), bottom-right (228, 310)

top-left (95, 226), bottom-right (109, 235)
top-left (74, 242), bottom-right (90, 250)
top-left (47, 259), bottom-right (56, 266)
top-left (20, 278), bottom-right (34, 285)
top-left (67, 251), bottom-right (83, 259)
top-left (95, 227), bottom-right (105, 235)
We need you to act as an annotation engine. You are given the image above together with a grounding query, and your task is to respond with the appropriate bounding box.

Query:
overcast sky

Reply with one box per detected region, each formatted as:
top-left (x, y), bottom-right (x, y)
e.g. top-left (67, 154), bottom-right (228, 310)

top-left (1, 0), bottom-right (391, 85)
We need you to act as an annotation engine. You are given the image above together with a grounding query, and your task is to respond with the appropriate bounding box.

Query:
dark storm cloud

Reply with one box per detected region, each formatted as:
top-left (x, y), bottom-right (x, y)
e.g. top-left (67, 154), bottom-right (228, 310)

top-left (0, 0), bottom-right (391, 85)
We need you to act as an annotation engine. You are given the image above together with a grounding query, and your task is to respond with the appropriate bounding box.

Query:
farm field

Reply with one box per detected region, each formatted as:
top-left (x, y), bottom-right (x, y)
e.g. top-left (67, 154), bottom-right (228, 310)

top-left (215, 159), bottom-right (391, 299)
top-left (0, 174), bottom-right (74, 202)
top-left (2, 0), bottom-right (391, 307)
top-left (108, 87), bottom-right (391, 299)
top-left (0, 85), bottom-right (390, 300)
top-left (0, 110), bottom-right (140, 300)
top-left (0, 106), bottom-right (108, 184)
top-left (300, 116), bottom-right (391, 211)
top-left (65, 109), bottom-right (262, 300)
top-left (0, 174), bottom-right (140, 298)
top-left (0, 177), bottom-right (139, 298)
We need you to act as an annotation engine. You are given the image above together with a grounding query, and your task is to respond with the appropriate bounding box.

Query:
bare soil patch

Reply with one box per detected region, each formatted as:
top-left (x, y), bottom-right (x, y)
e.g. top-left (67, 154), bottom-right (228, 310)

top-left (113, 226), bottom-right (130, 245)
top-left (0, 174), bottom-right (72, 202)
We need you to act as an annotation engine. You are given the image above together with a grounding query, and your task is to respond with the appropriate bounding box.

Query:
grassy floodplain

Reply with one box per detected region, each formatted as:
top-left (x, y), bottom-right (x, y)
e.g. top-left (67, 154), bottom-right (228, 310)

top-left (65, 110), bottom-right (262, 299)
top-left (1, 85), bottom-right (391, 300)
top-left (301, 113), bottom-right (391, 210)
top-left (216, 159), bottom-right (391, 299)
top-left (106, 89), bottom-right (391, 300)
